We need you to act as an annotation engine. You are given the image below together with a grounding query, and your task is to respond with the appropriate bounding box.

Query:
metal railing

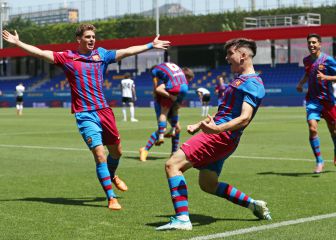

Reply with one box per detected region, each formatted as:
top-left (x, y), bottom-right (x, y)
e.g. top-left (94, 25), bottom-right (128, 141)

top-left (244, 13), bottom-right (321, 29)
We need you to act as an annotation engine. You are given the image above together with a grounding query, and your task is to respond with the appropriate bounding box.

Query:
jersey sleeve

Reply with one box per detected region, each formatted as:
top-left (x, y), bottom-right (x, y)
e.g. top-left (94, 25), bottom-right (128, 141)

top-left (151, 68), bottom-right (159, 77)
top-left (53, 51), bottom-right (68, 66)
top-left (97, 47), bottom-right (116, 64)
top-left (241, 80), bottom-right (265, 108)
top-left (326, 56), bottom-right (336, 76)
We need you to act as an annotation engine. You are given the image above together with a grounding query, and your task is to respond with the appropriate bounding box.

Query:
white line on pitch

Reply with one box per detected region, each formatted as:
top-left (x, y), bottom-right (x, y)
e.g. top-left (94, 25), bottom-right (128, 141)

top-left (187, 212), bottom-right (336, 240)
top-left (0, 144), bottom-right (332, 163)
top-left (0, 126), bottom-right (157, 136)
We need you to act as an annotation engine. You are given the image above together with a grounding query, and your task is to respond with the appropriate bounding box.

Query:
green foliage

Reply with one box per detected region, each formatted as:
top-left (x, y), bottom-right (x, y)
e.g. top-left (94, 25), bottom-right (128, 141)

top-left (4, 5), bottom-right (336, 45)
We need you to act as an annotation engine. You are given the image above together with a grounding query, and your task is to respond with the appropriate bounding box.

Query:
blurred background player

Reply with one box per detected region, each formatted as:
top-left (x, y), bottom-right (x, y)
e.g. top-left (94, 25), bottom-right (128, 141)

top-left (196, 87), bottom-right (211, 117)
top-left (215, 74), bottom-right (229, 105)
top-left (296, 33), bottom-right (336, 173)
top-left (15, 82), bottom-right (25, 116)
top-left (139, 102), bottom-right (181, 162)
top-left (139, 69), bottom-right (182, 162)
top-left (156, 38), bottom-right (271, 231)
top-left (151, 62), bottom-right (194, 145)
top-left (2, 24), bottom-right (170, 210)
top-left (120, 72), bottom-right (138, 122)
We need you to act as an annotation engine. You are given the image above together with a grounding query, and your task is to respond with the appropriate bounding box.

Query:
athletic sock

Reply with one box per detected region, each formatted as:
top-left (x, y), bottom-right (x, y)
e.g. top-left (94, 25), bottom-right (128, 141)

top-left (96, 162), bottom-right (116, 199)
top-left (158, 121), bottom-right (167, 136)
top-left (215, 182), bottom-right (253, 208)
top-left (107, 155), bottom-right (119, 178)
top-left (309, 136), bottom-right (324, 164)
top-left (332, 135), bottom-right (336, 159)
top-left (168, 175), bottom-right (189, 219)
top-left (202, 106), bottom-right (205, 116)
top-left (130, 105), bottom-right (135, 119)
top-left (205, 106), bottom-right (209, 116)
top-left (172, 132), bottom-right (180, 153)
top-left (145, 132), bottom-right (159, 151)
top-left (122, 107), bottom-right (127, 120)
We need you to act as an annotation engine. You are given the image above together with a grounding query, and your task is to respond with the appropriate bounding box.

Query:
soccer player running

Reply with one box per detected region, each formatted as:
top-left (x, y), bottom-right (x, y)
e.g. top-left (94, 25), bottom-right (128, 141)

top-left (151, 62), bottom-right (194, 145)
top-left (139, 69), bottom-right (186, 161)
top-left (2, 24), bottom-right (170, 210)
top-left (296, 33), bottom-right (336, 173)
top-left (156, 38), bottom-right (271, 231)
top-left (139, 101), bottom-right (181, 162)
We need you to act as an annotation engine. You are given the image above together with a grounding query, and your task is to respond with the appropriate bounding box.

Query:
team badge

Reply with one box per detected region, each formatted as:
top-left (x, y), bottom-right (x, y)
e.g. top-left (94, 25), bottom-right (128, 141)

top-left (86, 137), bottom-right (92, 145)
top-left (92, 55), bottom-right (101, 61)
top-left (318, 64), bottom-right (325, 71)
top-left (233, 79), bottom-right (242, 87)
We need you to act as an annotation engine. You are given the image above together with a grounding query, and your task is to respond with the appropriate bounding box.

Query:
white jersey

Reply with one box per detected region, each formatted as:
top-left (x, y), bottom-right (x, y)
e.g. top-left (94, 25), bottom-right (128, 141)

top-left (16, 84), bottom-right (25, 97)
top-left (121, 78), bottom-right (135, 98)
top-left (197, 87), bottom-right (210, 95)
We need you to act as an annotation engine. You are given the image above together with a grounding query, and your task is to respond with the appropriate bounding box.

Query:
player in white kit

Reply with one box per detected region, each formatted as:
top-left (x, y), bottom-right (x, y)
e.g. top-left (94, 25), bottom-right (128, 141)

top-left (197, 87), bottom-right (211, 117)
top-left (16, 83), bottom-right (25, 116)
top-left (120, 73), bottom-right (138, 122)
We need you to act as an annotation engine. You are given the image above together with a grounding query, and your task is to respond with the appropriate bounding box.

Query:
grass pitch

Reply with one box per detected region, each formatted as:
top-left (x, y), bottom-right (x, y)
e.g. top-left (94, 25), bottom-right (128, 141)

top-left (1, 107), bottom-right (336, 240)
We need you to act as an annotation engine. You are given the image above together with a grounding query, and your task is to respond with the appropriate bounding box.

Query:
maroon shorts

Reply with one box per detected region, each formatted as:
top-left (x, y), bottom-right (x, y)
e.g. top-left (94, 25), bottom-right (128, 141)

top-left (97, 107), bottom-right (120, 146)
top-left (156, 94), bottom-right (175, 109)
top-left (321, 101), bottom-right (336, 125)
top-left (180, 131), bottom-right (239, 168)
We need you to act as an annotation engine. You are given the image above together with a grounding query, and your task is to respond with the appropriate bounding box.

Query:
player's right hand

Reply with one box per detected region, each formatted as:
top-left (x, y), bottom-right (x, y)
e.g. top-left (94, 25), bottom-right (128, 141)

top-left (187, 123), bottom-right (200, 135)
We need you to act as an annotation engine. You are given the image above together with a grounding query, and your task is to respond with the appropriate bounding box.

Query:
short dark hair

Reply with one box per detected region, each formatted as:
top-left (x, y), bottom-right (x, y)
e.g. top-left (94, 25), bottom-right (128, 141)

top-left (224, 38), bottom-right (257, 57)
top-left (75, 24), bottom-right (96, 37)
top-left (307, 33), bottom-right (321, 42)
top-left (124, 72), bottom-right (131, 79)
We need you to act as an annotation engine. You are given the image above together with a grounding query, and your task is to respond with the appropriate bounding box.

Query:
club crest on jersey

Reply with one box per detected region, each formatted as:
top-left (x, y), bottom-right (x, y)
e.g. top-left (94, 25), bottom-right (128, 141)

top-left (233, 79), bottom-right (242, 87)
top-left (92, 55), bottom-right (101, 61)
top-left (318, 64), bottom-right (325, 71)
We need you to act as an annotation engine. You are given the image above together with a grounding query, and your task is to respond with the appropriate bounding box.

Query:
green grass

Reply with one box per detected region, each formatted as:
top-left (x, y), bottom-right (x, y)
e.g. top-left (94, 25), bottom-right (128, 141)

top-left (1, 107), bottom-right (336, 240)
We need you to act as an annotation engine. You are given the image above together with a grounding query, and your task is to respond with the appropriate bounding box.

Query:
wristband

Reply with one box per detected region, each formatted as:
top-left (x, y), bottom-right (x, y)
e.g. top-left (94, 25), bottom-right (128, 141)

top-left (146, 42), bottom-right (154, 49)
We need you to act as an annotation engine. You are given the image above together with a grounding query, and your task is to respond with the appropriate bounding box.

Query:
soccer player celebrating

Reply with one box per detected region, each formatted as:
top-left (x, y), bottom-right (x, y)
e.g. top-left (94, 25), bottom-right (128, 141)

top-left (296, 33), bottom-right (336, 173)
top-left (151, 62), bottom-right (194, 145)
top-left (156, 38), bottom-right (271, 231)
top-left (139, 71), bottom-right (183, 162)
top-left (139, 101), bottom-right (181, 162)
top-left (2, 24), bottom-right (170, 210)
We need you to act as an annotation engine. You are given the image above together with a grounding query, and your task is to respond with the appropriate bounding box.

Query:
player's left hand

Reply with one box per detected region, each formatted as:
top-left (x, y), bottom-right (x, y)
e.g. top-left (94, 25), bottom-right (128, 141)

top-left (200, 115), bottom-right (221, 134)
top-left (152, 34), bottom-right (171, 50)
top-left (317, 70), bottom-right (326, 81)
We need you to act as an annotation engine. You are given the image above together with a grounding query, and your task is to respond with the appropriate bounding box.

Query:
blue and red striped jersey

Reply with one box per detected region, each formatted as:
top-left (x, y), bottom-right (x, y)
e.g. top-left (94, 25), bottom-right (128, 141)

top-left (214, 73), bottom-right (265, 138)
top-left (151, 62), bottom-right (189, 95)
top-left (53, 47), bottom-right (116, 113)
top-left (303, 52), bottom-right (336, 103)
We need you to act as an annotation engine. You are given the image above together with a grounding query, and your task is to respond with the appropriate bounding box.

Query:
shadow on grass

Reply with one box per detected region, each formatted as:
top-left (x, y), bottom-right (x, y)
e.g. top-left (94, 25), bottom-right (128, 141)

top-left (0, 197), bottom-right (109, 208)
top-left (257, 170), bottom-right (334, 177)
top-left (126, 155), bottom-right (167, 161)
top-left (146, 213), bottom-right (258, 228)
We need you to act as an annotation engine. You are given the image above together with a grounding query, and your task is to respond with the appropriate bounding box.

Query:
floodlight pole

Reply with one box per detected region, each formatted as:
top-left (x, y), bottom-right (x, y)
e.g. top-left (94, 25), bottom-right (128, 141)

top-left (155, 0), bottom-right (159, 35)
top-left (0, 0), bottom-right (3, 49)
